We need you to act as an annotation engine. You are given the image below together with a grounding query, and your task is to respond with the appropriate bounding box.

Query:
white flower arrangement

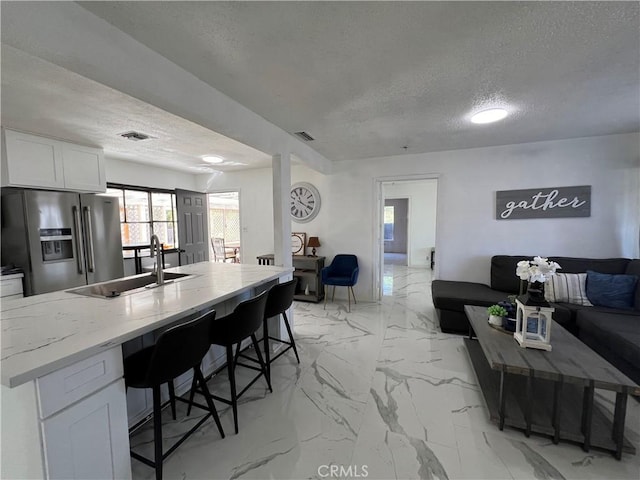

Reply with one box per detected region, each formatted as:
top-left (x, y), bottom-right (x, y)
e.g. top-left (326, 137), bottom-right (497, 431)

top-left (515, 256), bottom-right (561, 283)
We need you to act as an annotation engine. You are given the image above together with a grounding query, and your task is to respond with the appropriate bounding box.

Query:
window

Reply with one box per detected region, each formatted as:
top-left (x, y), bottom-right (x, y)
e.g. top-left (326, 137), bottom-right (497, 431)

top-left (384, 205), bottom-right (395, 241)
top-left (106, 184), bottom-right (178, 257)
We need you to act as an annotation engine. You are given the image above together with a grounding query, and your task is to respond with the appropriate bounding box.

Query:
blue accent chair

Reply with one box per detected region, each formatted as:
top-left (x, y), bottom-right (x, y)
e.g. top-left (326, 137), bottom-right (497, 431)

top-left (321, 254), bottom-right (359, 312)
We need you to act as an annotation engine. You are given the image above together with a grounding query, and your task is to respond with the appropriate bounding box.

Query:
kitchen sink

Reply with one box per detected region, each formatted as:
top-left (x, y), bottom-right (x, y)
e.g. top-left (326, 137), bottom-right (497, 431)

top-left (68, 272), bottom-right (193, 298)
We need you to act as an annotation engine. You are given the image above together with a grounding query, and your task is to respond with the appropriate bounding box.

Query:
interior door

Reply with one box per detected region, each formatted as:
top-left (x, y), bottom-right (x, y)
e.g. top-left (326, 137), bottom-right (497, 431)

top-left (175, 189), bottom-right (209, 265)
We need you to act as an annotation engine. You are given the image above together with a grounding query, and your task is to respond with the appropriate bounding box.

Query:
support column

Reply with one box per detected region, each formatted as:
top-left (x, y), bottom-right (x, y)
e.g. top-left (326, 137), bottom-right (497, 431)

top-left (272, 153), bottom-right (292, 269)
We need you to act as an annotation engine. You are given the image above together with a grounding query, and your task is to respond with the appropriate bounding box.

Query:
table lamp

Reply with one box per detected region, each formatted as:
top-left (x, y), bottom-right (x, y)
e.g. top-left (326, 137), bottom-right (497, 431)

top-left (307, 237), bottom-right (321, 256)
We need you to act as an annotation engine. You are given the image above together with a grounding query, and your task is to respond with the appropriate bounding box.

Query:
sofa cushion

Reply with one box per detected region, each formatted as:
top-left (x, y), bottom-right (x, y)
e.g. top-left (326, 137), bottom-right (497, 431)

top-left (624, 259), bottom-right (640, 310)
top-left (545, 273), bottom-right (592, 306)
top-left (586, 270), bottom-right (638, 310)
top-left (577, 310), bottom-right (640, 373)
top-left (432, 280), bottom-right (511, 312)
top-left (549, 303), bottom-right (576, 333)
top-left (548, 257), bottom-right (630, 275)
top-left (490, 256), bottom-right (530, 293)
top-left (489, 256), bottom-right (630, 295)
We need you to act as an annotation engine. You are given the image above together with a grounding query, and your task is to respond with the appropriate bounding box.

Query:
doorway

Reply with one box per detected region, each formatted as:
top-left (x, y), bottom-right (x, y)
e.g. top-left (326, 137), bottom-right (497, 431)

top-left (375, 177), bottom-right (438, 300)
top-left (208, 191), bottom-right (241, 262)
top-left (384, 198), bottom-right (409, 266)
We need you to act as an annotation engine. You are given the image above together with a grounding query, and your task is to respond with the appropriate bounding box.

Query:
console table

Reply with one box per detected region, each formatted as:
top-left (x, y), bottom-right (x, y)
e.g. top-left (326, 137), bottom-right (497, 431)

top-left (257, 254), bottom-right (325, 302)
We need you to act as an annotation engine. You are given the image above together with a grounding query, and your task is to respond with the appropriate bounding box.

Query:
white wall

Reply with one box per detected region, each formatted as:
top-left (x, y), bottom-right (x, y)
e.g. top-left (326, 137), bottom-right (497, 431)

top-left (195, 133), bottom-right (639, 301)
top-left (196, 164), bottom-right (331, 266)
top-left (105, 157), bottom-right (198, 190)
top-left (384, 180), bottom-right (438, 267)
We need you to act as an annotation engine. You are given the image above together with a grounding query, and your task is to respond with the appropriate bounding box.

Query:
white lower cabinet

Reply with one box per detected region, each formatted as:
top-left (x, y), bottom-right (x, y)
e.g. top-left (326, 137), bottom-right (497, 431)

top-left (0, 273), bottom-right (24, 298)
top-left (0, 347), bottom-right (132, 480)
top-left (41, 380), bottom-right (131, 480)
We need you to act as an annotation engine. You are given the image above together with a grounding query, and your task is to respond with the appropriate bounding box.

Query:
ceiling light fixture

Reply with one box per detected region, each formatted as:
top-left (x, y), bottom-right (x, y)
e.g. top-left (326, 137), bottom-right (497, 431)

top-left (470, 108), bottom-right (509, 124)
top-left (202, 155), bottom-right (224, 164)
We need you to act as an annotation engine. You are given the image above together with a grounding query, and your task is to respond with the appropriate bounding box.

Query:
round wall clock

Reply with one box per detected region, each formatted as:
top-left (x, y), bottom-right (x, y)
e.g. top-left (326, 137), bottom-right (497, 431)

top-left (290, 182), bottom-right (321, 223)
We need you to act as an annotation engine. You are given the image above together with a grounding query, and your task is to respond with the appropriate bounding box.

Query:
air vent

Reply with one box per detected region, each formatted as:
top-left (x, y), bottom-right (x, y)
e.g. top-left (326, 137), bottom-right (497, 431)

top-left (294, 131), bottom-right (314, 141)
top-left (119, 131), bottom-right (151, 141)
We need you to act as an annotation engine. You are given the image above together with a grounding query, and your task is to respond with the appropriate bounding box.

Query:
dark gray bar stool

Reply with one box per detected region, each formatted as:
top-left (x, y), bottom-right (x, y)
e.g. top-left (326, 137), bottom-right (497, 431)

top-left (189, 291), bottom-right (272, 434)
top-left (262, 278), bottom-right (300, 383)
top-left (124, 310), bottom-right (225, 480)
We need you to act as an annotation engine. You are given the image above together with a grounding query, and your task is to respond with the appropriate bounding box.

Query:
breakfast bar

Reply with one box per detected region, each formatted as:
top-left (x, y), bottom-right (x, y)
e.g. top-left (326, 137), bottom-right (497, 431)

top-left (0, 262), bottom-right (293, 479)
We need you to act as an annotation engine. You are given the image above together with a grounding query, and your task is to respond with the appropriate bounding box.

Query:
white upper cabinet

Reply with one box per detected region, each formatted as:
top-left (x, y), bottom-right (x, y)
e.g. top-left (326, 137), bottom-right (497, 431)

top-left (1, 129), bottom-right (64, 189)
top-left (1, 129), bottom-right (106, 192)
top-left (61, 142), bottom-right (106, 192)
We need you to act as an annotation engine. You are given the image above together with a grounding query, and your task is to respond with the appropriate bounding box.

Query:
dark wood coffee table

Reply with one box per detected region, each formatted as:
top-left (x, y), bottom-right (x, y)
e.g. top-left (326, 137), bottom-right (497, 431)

top-left (464, 305), bottom-right (640, 459)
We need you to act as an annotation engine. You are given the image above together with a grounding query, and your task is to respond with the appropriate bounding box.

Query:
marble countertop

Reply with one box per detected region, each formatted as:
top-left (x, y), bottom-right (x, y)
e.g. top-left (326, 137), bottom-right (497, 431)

top-left (1, 262), bottom-right (293, 388)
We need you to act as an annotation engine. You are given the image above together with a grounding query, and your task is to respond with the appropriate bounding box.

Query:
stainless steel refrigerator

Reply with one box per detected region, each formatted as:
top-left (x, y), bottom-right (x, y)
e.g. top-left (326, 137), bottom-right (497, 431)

top-left (1, 189), bottom-right (124, 296)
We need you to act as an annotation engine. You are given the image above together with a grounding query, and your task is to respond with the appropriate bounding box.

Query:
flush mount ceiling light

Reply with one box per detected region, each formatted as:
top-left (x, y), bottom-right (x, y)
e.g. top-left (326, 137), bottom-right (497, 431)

top-left (470, 108), bottom-right (509, 124)
top-left (202, 155), bottom-right (224, 164)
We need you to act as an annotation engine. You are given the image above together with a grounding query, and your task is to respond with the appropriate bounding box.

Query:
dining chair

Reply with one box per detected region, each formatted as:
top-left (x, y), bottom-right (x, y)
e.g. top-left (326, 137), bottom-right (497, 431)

top-left (211, 237), bottom-right (237, 263)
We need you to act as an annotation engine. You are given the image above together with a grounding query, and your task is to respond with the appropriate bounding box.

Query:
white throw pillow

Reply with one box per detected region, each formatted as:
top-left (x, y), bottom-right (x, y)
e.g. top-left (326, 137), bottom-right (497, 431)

top-left (545, 273), bottom-right (593, 306)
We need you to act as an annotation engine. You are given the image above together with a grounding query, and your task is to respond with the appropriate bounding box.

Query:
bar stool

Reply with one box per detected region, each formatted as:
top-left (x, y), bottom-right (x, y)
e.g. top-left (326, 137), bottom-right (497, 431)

top-left (263, 278), bottom-right (300, 383)
top-left (189, 291), bottom-right (271, 434)
top-left (124, 310), bottom-right (225, 480)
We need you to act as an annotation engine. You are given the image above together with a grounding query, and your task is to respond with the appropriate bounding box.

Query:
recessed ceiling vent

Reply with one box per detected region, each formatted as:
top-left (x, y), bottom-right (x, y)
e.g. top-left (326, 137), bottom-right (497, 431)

top-left (119, 131), bottom-right (151, 141)
top-left (294, 131), bottom-right (314, 141)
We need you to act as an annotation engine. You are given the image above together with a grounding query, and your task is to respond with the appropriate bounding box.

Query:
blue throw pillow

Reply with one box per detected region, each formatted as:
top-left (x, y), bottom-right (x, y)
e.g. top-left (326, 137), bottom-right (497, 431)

top-left (585, 270), bottom-right (639, 310)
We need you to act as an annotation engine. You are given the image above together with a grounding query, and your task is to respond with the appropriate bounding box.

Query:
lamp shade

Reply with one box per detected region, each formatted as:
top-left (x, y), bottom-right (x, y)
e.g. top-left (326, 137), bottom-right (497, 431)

top-left (307, 237), bottom-right (321, 248)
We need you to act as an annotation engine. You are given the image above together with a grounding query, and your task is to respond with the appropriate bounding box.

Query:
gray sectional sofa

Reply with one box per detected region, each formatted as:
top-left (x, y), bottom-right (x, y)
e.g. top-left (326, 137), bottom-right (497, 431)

top-left (432, 256), bottom-right (640, 385)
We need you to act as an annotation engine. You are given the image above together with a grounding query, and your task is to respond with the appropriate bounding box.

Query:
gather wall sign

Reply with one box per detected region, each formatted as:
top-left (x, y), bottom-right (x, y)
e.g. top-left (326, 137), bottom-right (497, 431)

top-left (496, 185), bottom-right (591, 220)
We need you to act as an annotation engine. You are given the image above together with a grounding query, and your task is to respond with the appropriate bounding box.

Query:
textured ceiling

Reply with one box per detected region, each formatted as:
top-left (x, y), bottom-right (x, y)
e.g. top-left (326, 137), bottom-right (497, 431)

top-left (1, 2), bottom-right (639, 173)
top-left (78, 1), bottom-right (640, 161)
top-left (1, 45), bottom-right (272, 173)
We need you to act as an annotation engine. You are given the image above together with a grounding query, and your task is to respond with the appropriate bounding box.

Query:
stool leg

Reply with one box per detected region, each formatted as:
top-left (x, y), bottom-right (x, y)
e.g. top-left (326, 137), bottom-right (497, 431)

top-left (152, 385), bottom-right (163, 480)
top-left (263, 317), bottom-right (271, 384)
top-left (194, 367), bottom-right (225, 439)
top-left (233, 343), bottom-right (241, 367)
top-left (168, 380), bottom-right (177, 420)
top-left (186, 374), bottom-right (198, 417)
top-left (226, 345), bottom-right (239, 434)
top-left (282, 311), bottom-right (300, 363)
top-left (251, 333), bottom-right (272, 392)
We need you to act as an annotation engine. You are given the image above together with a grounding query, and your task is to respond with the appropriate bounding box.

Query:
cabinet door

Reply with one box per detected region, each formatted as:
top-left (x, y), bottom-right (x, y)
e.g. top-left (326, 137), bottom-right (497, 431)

top-left (61, 142), bottom-right (106, 192)
top-left (2, 129), bottom-right (64, 188)
top-left (0, 277), bottom-right (23, 298)
top-left (41, 379), bottom-right (131, 480)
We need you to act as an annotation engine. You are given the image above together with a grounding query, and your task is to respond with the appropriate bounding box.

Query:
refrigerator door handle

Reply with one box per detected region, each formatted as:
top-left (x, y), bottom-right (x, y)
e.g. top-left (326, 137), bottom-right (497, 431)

top-left (72, 206), bottom-right (85, 274)
top-left (83, 206), bottom-right (96, 273)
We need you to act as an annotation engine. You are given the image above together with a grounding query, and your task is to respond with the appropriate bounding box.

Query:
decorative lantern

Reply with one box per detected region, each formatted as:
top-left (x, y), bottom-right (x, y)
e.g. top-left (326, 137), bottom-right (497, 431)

top-left (514, 298), bottom-right (554, 351)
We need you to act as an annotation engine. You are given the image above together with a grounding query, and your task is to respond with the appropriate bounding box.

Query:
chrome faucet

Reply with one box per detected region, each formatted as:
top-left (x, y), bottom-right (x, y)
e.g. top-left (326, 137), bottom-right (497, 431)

top-left (150, 234), bottom-right (164, 285)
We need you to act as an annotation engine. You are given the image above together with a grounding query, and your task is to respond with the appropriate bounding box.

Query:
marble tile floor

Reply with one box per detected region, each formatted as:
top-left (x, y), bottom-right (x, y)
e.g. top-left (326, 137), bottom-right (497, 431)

top-left (130, 265), bottom-right (640, 480)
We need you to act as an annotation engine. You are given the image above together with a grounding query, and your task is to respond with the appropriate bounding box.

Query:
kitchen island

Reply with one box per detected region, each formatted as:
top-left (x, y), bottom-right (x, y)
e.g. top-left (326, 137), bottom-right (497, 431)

top-left (1, 262), bottom-right (293, 479)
